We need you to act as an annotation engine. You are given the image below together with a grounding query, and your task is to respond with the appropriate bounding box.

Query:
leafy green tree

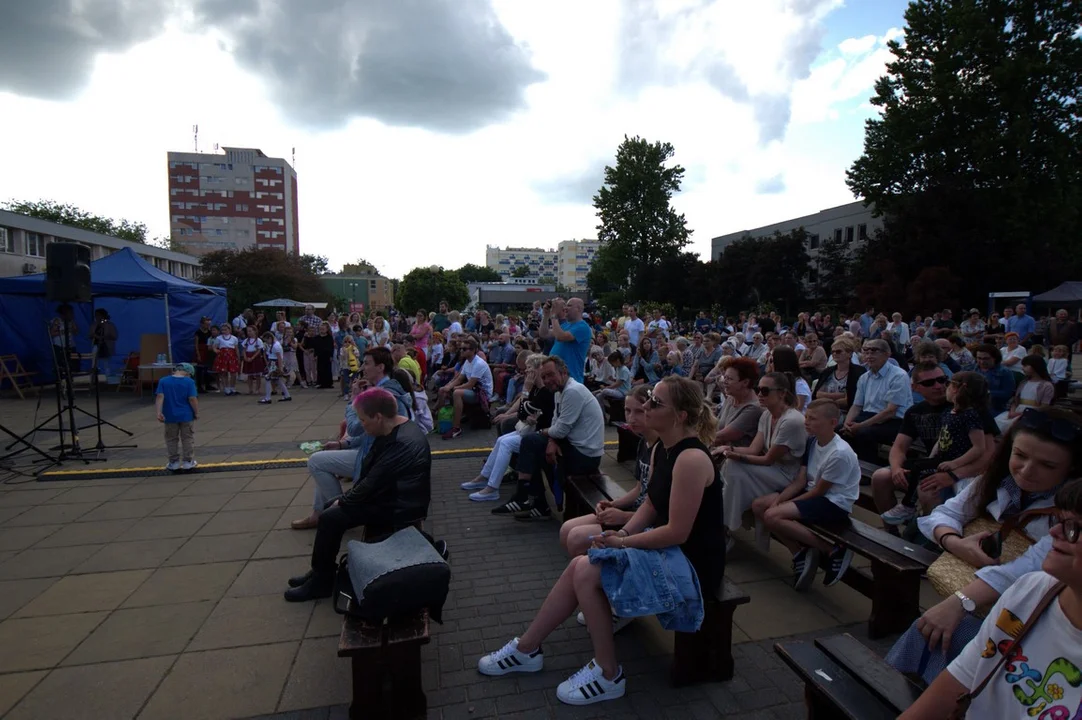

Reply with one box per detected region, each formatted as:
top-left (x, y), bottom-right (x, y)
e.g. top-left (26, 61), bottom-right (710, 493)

top-left (396, 267), bottom-right (469, 313)
top-left (299, 254), bottom-right (330, 276)
top-left (510, 265), bottom-right (531, 278)
top-left (538, 274), bottom-right (556, 285)
top-left (199, 248), bottom-right (333, 316)
top-left (589, 136), bottom-right (691, 303)
top-left (3, 199), bottom-right (148, 243)
top-left (340, 258), bottom-right (380, 275)
top-left (455, 263), bottom-right (501, 283)
top-left (713, 230), bottom-right (810, 315)
top-left (846, 0), bottom-right (1082, 308)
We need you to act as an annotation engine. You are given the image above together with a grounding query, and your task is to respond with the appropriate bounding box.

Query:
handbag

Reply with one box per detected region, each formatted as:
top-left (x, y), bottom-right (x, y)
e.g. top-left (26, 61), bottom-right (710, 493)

top-left (928, 509), bottom-right (1056, 598)
top-left (949, 581), bottom-right (1065, 719)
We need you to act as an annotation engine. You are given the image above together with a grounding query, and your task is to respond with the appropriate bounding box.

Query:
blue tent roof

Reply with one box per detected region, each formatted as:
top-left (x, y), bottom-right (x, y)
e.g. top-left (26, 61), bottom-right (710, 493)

top-left (0, 247), bottom-right (225, 297)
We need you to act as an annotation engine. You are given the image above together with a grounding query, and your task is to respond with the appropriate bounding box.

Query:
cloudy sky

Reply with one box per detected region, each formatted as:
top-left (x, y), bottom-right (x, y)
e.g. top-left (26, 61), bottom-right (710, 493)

top-left (0, 0), bottom-right (909, 279)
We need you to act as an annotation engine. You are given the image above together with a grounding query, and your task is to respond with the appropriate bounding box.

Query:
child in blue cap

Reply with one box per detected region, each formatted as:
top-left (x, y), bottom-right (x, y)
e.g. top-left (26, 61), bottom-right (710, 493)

top-left (156, 363), bottom-right (199, 471)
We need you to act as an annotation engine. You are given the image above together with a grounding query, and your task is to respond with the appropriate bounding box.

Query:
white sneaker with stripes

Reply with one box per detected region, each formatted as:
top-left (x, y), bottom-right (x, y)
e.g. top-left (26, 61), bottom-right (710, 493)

top-left (556, 659), bottom-right (625, 706)
top-left (476, 637), bottom-right (543, 676)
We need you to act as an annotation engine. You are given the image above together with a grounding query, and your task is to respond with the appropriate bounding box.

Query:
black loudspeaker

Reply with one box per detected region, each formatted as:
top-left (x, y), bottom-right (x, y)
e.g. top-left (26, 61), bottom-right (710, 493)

top-left (46, 243), bottom-right (92, 303)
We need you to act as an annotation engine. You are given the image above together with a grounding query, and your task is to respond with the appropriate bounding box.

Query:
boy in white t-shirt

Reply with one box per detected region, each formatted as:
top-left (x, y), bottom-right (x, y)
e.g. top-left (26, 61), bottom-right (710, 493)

top-left (752, 399), bottom-right (861, 591)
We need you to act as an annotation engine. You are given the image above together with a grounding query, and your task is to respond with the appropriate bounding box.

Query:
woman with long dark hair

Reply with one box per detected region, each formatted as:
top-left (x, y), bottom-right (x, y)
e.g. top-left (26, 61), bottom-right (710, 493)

top-left (995, 354), bottom-right (1055, 433)
top-left (769, 346), bottom-right (811, 412)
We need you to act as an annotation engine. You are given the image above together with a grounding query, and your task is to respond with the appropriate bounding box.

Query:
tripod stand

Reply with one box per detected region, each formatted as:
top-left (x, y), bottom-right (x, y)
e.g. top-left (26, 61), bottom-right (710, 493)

top-left (0, 421), bottom-right (60, 470)
top-left (85, 352), bottom-right (137, 456)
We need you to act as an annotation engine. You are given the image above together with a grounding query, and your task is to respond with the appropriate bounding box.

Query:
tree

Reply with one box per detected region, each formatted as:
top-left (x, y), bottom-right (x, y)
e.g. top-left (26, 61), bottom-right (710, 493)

top-left (3, 199), bottom-right (148, 243)
top-left (814, 233), bottom-right (855, 308)
top-left (846, 0), bottom-right (1082, 307)
top-left (150, 236), bottom-right (189, 253)
top-left (712, 230), bottom-right (811, 315)
top-left (455, 263), bottom-right (501, 283)
top-left (341, 258), bottom-right (380, 275)
top-left (510, 265), bottom-right (531, 278)
top-left (589, 135), bottom-right (692, 303)
top-left (299, 254), bottom-right (330, 276)
top-left (538, 274), bottom-right (556, 285)
top-left (199, 248), bottom-right (333, 316)
top-left (396, 267), bottom-right (469, 314)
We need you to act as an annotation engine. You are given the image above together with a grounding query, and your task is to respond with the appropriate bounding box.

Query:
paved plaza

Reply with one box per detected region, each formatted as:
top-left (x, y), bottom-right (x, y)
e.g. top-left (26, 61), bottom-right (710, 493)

top-left (0, 386), bottom-right (934, 719)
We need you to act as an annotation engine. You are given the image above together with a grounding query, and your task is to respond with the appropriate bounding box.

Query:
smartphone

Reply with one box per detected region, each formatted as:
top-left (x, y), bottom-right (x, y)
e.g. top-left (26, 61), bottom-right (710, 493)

top-left (979, 531), bottom-right (1003, 559)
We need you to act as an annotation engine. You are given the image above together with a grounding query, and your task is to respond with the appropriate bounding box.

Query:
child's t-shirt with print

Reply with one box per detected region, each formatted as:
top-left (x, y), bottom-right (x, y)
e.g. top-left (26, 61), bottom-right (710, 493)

top-left (937, 407), bottom-right (983, 463)
top-left (615, 366), bottom-right (631, 394)
top-left (948, 571), bottom-right (1082, 719)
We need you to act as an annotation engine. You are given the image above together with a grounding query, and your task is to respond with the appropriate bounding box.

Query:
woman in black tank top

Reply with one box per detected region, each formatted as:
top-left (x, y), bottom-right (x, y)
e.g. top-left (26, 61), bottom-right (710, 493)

top-left (476, 376), bottom-right (723, 707)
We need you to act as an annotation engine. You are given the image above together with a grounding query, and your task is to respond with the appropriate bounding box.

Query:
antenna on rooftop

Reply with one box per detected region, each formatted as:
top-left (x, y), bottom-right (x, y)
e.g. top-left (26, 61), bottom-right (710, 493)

top-left (292, 146), bottom-right (296, 169)
top-left (193, 124), bottom-right (199, 153)
top-left (214, 143), bottom-right (219, 153)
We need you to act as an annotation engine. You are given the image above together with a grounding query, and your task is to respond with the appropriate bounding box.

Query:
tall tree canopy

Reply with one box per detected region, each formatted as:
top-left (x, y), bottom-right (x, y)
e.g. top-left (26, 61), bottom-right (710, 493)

top-left (454, 263), bottom-right (501, 283)
top-left (199, 248), bottom-right (332, 316)
top-left (589, 136), bottom-right (692, 306)
top-left (846, 0), bottom-right (1082, 309)
top-left (396, 267), bottom-right (469, 314)
top-left (3, 199), bottom-right (149, 244)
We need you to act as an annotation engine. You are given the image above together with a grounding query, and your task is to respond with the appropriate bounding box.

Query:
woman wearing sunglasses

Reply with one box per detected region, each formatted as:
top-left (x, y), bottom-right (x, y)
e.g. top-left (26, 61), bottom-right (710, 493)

top-left (475, 376), bottom-right (722, 706)
top-left (886, 407), bottom-right (1082, 684)
top-left (718, 372), bottom-right (808, 550)
top-left (900, 478), bottom-right (1082, 719)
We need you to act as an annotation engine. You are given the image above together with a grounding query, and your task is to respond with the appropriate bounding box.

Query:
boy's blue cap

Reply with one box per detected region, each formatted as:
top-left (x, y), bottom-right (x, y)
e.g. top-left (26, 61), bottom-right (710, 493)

top-left (175, 363), bottom-right (195, 376)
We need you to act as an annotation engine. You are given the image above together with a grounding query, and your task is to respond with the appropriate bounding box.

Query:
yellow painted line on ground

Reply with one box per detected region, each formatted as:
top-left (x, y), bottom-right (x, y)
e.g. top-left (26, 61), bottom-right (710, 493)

top-left (38, 440), bottom-right (620, 477)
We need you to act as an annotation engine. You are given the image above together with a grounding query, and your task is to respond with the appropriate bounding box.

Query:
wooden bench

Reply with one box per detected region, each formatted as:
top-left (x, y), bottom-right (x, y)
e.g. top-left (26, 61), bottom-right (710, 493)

top-left (775, 632), bottom-right (919, 719)
top-left (339, 610), bottom-right (431, 720)
top-left (562, 472), bottom-right (628, 522)
top-left (806, 518), bottom-right (938, 638)
top-left (0, 355), bottom-right (39, 399)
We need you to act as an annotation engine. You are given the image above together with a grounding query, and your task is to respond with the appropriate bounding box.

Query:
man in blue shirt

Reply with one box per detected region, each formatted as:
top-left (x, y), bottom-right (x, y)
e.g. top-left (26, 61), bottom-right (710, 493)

top-left (975, 344), bottom-right (1016, 413)
top-left (541, 297), bottom-right (592, 383)
top-left (841, 339), bottom-right (912, 462)
top-left (859, 306), bottom-right (876, 339)
top-left (1006, 302), bottom-right (1036, 345)
top-left (695, 311), bottom-right (713, 334)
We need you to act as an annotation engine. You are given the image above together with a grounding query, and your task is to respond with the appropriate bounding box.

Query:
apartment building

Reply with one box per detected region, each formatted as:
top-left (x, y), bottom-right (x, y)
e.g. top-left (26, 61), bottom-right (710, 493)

top-left (486, 239), bottom-right (600, 290)
top-left (319, 274), bottom-right (395, 311)
top-left (167, 146), bottom-right (299, 256)
top-left (557, 239), bottom-right (600, 291)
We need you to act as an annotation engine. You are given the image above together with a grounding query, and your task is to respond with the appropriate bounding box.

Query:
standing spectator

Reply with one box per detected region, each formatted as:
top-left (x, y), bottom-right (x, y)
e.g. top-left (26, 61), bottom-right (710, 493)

top-left (232, 308), bottom-right (253, 333)
top-left (995, 355), bottom-right (1055, 433)
top-left (193, 316), bottom-right (213, 393)
top-left (695, 311), bottom-right (712, 334)
top-left (959, 309), bottom-right (986, 345)
top-left (1046, 308), bottom-right (1077, 362)
top-left (1049, 345), bottom-right (1070, 398)
top-left (446, 311), bottom-right (464, 338)
top-left (299, 304), bottom-right (321, 332)
top-left (932, 308), bottom-right (957, 338)
top-left (1006, 302), bottom-right (1036, 345)
top-left (624, 306), bottom-right (645, 347)
top-left (648, 309), bottom-right (671, 339)
top-left (410, 309), bottom-right (432, 359)
top-left (859, 306), bottom-right (876, 338)
top-left (432, 301), bottom-right (450, 333)
top-left (540, 297), bottom-right (593, 383)
top-left (974, 344), bottom-right (1017, 414)
top-left (841, 339), bottom-right (913, 462)
top-left (311, 322), bottom-right (336, 388)
top-left (89, 308), bottom-right (119, 382)
top-left (156, 363), bottom-right (199, 472)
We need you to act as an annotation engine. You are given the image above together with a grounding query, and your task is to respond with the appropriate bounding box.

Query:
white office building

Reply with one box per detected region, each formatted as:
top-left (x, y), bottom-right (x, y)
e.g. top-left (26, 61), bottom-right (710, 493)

top-left (486, 238), bottom-right (599, 291)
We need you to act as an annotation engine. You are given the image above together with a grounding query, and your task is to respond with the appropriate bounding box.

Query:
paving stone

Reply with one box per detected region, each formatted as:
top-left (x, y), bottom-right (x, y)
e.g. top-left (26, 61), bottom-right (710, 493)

top-left (0, 612), bottom-right (108, 672)
top-left (118, 512), bottom-right (214, 541)
top-left (227, 557), bottom-right (303, 597)
top-left (277, 637), bottom-right (352, 712)
top-left (75, 498), bottom-right (169, 522)
top-left (733, 579), bottom-right (841, 640)
top-left (139, 642), bottom-right (297, 720)
top-left (0, 488), bottom-right (67, 508)
top-left (63, 600), bottom-right (215, 665)
top-left (304, 600), bottom-right (343, 638)
top-left (0, 671), bottom-right (48, 716)
top-left (4, 502), bottom-right (102, 527)
top-left (178, 476), bottom-right (259, 496)
top-left (165, 531), bottom-right (267, 566)
top-left (189, 593), bottom-right (313, 651)
top-left (198, 508), bottom-right (284, 536)
top-left (252, 529), bottom-right (315, 559)
top-left (244, 473), bottom-right (310, 493)
top-left (74, 536), bottom-right (188, 573)
top-left (0, 544), bottom-right (102, 580)
top-left (5, 655), bottom-right (174, 720)
top-left (14, 569), bottom-right (152, 617)
top-left (151, 492), bottom-right (237, 516)
top-left (0, 524), bottom-right (62, 551)
top-left (113, 480), bottom-right (194, 500)
top-left (122, 561), bottom-right (244, 608)
top-left (32, 518), bottom-right (138, 548)
top-left (222, 488), bottom-right (299, 512)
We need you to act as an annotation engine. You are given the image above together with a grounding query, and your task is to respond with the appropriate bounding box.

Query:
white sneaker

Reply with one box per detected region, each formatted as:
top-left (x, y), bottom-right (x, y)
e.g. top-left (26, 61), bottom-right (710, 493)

top-left (556, 659), bottom-right (626, 706)
top-left (180, 460), bottom-right (197, 471)
top-left (477, 638), bottom-right (543, 676)
top-left (881, 502), bottom-right (917, 526)
top-left (460, 479), bottom-right (488, 491)
top-left (165, 461), bottom-right (181, 471)
top-left (576, 612), bottom-right (633, 633)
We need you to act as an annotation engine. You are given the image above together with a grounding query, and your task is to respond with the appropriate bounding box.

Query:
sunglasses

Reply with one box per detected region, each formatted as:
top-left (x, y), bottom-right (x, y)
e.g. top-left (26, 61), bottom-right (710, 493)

top-left (755, 387), bottom-right (780, 396)
top-left (916, 376), bottom-right (948, 388)
top-left (646, 394), bottom-right (665, 409)
top-left (1018, 408), bottom-right (1082, 444)
top-left (1056, 517), bottom-right (1082, 544)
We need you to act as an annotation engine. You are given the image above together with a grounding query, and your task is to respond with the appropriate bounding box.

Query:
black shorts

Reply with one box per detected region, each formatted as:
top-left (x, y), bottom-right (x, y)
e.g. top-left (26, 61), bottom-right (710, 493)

top-left (793, 496), bottom-right (849, 525)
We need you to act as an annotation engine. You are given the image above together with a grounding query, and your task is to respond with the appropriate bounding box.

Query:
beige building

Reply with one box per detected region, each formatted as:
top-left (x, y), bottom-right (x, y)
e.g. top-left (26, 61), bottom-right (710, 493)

top-left (320, 274), bottom-right (395, 311)
top-left (486, 239), bottom-right (599, 291)
top-left (0, 209), bottom-right (202, 280)
top-left (557, 239), bottom-right (600, 292)
top-left (167, 146), bottom-right (299, 257)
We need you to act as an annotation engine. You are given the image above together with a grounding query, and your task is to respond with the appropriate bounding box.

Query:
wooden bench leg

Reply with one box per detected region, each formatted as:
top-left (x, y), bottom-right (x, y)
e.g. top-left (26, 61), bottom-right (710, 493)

top-left (388, 640), bottom-right (426, 719)
top-left (867, 561), bottom-right (921, 639)
top-left (350, 652), bottom-right (385, 720)
top-left (672, 600), bottom-right (737, 686)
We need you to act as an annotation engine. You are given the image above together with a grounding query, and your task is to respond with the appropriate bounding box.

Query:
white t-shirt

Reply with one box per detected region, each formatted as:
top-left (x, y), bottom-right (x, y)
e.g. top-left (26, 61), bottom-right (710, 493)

top-left (625, 318), bottom-right (645, 346)
top-left (948, 571), bottom-right (1081, 719)
top-left (648, 319), bottom-right (670, 339)
top-left (804, 435), bottom-right (861, 511)
top-left (461, 355), bottom-right (493, 396)
top-left (217, 334), bottom-right (239, 350)
top-left (265, 341), bottom-right (284, 361)
top-left (1003, 345), bottom-right (1027, 372)
top-left (795, 378), bottom-right (812, 412)
top-left (448, 321), bottom-right (463, 337)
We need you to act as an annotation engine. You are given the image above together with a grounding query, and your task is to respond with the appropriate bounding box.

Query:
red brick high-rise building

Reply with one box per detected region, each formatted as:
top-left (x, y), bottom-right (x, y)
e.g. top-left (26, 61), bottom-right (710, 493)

top-left (167, 147), bottom-right (299, 256)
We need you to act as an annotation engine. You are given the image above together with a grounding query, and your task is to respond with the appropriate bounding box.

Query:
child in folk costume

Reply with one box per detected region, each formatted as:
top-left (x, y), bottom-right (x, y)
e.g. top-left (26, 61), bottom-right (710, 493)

top-left (213, 323), bottom-right (241, 395)
top-left (240, 325), bottom-right (266, 395)
top-left (259, 332), bottom-right (292, 404)
top-left (339, 334), bottom-right (361, 399)
top-left (279, 327), bottom-right (299, 388)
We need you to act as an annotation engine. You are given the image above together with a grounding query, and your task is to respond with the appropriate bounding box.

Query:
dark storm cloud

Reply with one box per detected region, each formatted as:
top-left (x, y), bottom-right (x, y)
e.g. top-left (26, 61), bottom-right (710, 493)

top-left (0, 0), bottom-right (545, 134)
top-left (754, 174), bottom-right (786, 194)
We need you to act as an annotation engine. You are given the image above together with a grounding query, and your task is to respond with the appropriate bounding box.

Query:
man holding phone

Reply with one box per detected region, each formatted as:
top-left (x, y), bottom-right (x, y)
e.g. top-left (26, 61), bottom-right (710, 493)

top-left (540, 297), bottom-right (592, 383)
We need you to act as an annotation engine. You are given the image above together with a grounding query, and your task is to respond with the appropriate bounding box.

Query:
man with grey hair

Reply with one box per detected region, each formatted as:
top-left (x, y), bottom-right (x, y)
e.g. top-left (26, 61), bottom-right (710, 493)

top-left (841, 339), bottom-right (913, 462)
top-left (540, 297), bottom-right (592, 383)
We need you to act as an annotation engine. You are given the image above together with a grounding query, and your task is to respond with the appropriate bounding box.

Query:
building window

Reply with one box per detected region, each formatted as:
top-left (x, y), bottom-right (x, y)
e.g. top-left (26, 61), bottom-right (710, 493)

top-left (845, 226), bottom-right (854, 243)
top-left (236, 203), bottom-right (249, 212)
top-left (808, 233), bottom-right (820, 250)
top-left (0, 227), bottom-right (11, 253)
top-left (25, 232), bottom-right (44, 258)
top-left (833, 228), bottom-right (843, 243)
top-left (235, 177), bottom-right (249, 185)
top-left (858, 223), bottom-right (868, 241)
top-left (370, 280), bottom-right (377, 289)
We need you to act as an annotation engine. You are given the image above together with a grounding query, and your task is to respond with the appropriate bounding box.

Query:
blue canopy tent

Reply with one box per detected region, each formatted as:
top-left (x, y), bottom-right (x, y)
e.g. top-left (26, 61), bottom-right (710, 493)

top-left (0, 248), bottom-right (227, 382)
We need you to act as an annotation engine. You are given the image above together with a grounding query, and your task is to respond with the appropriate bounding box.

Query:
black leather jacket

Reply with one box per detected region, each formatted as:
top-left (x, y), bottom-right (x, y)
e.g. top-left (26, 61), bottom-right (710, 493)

top-left (340, 420), bottom-right (431, 526)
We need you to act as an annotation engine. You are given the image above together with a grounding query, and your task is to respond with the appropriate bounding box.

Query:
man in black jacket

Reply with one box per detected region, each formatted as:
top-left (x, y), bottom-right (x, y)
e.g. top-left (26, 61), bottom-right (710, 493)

top-left (285, 387), bottom-right (432, 602)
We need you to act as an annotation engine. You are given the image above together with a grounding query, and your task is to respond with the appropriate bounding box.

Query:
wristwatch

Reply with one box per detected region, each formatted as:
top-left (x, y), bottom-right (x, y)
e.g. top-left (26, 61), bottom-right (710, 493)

top-left (954, 590), bottom-right (976, 613)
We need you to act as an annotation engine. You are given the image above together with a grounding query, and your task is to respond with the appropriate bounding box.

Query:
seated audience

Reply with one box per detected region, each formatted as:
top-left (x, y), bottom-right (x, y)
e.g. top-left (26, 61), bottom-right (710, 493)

top-left (958, 309), bottom-right (986, 345)
top-left (476, 376), bottom-right (721, 706)
top-left (912, 340), bottom-right (956, 401)
top-left (885, 408), bottom-right (1082, 684)
top-left (880, 371), bottom-right (989, 526)
top-left (693, 333), bottom-right (723, 384)
top-left (948, 335), bottom-right (976, 371)
top-left (975, 343), bottom-right (1017, 414)
top-left (284, 387), bottom-right (431, 602)
top-left (718, 372), bottom-right (808, 548)
top-left (900, 478), bottom-right (1082, 720)
top-left (995, 354), bottom-right (1055, 433)
top-left (753, 400), bottom-right (860, 591)
top-left (435, 338), bottom-right (494, 440)
top-left (743, 332), bottom-right (768, 364)
top-left (770, 346), bottom-right (811, 412)
top-left (594, 351), bottom-right (631, 419)
top-left (1001, 331), bottom-right (1027, 378)
top-left (630, 336), bottom-right (662, 386)
top-left (811, 337), bottom-right (865, 413)
top-left (842, 339), bottom-right (913, 463)
top-left (712, 358), bottom-right (764, 450)
top-left (1049, 344), bottom-right (1070, 398)
top-left (798, 334), bottom-right (827, 378)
